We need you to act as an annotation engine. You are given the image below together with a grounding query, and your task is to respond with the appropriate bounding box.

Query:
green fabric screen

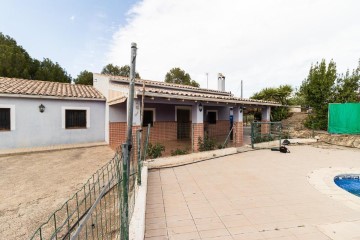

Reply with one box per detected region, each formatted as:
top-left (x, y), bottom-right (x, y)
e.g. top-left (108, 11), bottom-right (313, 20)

top-left (328, 103), bottom-right (360, 134)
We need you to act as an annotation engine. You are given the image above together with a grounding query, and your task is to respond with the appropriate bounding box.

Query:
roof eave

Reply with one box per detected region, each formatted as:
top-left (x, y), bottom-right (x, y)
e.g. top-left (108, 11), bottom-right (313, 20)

top-left (141, 92), bottom-right (281, 107)
top-left (0, 93), bottom-right (106, 101)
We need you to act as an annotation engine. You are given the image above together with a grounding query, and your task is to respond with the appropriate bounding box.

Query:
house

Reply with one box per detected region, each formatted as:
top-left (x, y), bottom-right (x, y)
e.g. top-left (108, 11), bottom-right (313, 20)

top-left (93, 74), bottom-right (280, 153)
top-left (0, 77), bottom-right (106, 150)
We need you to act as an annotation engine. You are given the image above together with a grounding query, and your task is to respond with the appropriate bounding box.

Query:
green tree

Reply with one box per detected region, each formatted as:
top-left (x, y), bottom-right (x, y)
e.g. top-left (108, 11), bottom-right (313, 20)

top-left (101, 64), bottom-right (140, 78)
top-left (299, 59), bottom-right (337, 130)
top-left (74, 70), bottom-right (93, 85)
top-left (164, 67), bottom-right (200, 87)
top-left (0, 33), bottom-right (35, 79)
top-left (0, 32), bottom-right (72, 83)
top-left (34, 58), bottom-right (72, 83)
top-left (333, 64), bottom-right (360, 103)
top-left (251, 85), bottom-right (293, 121)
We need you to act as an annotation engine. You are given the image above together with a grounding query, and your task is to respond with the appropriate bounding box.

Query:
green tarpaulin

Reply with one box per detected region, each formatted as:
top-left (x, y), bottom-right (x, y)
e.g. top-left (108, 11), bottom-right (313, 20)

top-left (328, 103), bottom-right (360, 134)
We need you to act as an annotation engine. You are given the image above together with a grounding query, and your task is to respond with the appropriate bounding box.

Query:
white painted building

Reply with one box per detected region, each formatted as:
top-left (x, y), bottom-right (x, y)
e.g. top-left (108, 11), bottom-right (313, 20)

top-left (0, 77), bottom-right (106, 150)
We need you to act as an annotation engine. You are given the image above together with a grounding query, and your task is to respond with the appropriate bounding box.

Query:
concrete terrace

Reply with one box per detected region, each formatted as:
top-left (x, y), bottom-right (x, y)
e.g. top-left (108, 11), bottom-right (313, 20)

top-left (145, 145), bottom-right (360, 240)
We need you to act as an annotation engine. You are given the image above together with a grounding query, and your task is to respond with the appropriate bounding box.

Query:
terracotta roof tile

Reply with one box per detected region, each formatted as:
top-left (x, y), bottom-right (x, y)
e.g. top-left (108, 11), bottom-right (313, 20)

top-left (0, 77), bottom-right (105, 100)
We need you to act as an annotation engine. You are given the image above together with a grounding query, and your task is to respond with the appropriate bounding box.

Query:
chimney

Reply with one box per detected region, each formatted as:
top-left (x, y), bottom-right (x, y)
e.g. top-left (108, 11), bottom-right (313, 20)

top-left (217, 73), bottom-right (225, 91)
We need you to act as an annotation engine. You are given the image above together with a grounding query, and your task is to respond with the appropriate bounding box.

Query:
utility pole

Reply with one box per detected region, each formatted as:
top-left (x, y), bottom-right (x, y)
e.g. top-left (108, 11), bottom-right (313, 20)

top-left (241, 80), bottom-right (243, 98)
top-left (206, 73), bottom-right (208, 89)
top-left (121, 42), bottom-right (137, 240)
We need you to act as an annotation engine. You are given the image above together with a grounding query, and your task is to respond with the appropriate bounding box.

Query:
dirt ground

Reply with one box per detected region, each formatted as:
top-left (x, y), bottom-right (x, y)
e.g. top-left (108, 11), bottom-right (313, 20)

top-left (0, 146), bottom-right (115, 240)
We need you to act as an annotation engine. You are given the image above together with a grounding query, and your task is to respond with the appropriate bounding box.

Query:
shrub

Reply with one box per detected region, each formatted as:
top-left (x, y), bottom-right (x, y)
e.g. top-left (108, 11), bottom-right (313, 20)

top-left (171, 148), bottom-right (188, 156)
top-left (198, 135), bottom-right (216, 152)
top-left (147, 143), bottom-right (165, 159)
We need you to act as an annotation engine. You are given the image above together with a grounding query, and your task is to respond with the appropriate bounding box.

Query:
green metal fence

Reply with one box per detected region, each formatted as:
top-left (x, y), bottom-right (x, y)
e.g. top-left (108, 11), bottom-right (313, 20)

top-left (251, 122), bottom-right (282, 149)
top-left (29, 126), bottom-right (150, 240)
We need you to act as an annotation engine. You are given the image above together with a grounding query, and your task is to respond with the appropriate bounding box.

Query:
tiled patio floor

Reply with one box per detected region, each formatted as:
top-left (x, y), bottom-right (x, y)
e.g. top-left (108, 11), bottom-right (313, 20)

top-left (145, 145), bottom-right (360, 240)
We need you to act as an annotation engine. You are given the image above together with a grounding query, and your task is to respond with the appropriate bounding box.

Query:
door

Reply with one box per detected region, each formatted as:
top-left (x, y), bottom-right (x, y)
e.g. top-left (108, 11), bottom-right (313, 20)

top-left (177, 109), bottom-right (191, 139)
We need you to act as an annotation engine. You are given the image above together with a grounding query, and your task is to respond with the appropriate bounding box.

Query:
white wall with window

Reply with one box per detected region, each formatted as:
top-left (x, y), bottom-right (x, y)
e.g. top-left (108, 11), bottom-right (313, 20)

top-left (0, 97), bottom-right (105, 150)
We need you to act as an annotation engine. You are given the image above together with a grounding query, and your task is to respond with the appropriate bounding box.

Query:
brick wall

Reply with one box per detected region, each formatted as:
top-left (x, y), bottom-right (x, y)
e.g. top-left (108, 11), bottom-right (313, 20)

top-left (109, 122), bottom-right (126, 150)
top-left (261, 121), bottom-right (270, 134)
top-left (144, 121), bottom-right (177, 143)
top-left (192, 123), bottom-right (204, 152)
top-left (205, 120), bottom-right (230, 138)
top-left (234, 122), bottom-right (244, 146)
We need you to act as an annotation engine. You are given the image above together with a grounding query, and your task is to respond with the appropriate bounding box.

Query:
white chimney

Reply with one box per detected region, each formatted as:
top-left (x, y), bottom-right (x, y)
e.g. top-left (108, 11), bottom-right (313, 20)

top-left (217, 73), bottom-right (225, 91)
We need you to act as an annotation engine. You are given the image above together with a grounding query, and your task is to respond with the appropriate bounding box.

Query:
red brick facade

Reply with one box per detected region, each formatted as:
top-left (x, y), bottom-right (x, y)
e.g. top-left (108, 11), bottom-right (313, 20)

top-left (144, 121), bottom-right (177, 143)
top-left (261, 121), bottom-right (270, 134)
top-left (234, 122), bottom-right (244, 146)
top-left (109, 122), bottom-right (127, 150)
top-left (192, 123), bottom-right (204, 152)
top-left (205, 120), bottom-right (230, 139)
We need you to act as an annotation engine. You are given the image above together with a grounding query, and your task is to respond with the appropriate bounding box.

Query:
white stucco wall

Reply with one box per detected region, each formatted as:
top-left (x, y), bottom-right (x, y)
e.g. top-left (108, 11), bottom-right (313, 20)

top-left (0, 97), bottom-right (106, 150)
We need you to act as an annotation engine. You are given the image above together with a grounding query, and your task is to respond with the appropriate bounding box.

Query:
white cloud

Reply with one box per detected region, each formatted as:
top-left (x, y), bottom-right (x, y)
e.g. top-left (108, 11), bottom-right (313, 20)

top-left (70, 15), bottom-right (75, 21)
top-left (107, 0), bottom-right (360, 97)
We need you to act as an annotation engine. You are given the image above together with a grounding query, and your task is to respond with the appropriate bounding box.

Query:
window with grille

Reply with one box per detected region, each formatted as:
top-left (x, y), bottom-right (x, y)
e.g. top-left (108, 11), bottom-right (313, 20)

top-left (0, 108), bottom-right (10, 130)
top-left (143, 110), bottom-right (154, 127)
top-left (207, 111), bottom-right (217, 124)
top-left (65, 110), bottom-right (87, 129)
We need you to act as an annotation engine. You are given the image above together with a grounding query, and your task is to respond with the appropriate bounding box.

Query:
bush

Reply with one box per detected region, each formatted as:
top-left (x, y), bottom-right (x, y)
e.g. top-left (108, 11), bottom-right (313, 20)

top-left (171, 148), bottom-right (188, 156)
top-left (147, 143), bottom-right (165, 159)
top-left (198, 135), bottom-right (216, 152)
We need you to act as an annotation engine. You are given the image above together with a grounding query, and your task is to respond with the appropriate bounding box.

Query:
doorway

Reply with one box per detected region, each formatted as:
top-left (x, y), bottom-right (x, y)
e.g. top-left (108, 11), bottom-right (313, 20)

top-left (177, 108), bottom-right (191, 139)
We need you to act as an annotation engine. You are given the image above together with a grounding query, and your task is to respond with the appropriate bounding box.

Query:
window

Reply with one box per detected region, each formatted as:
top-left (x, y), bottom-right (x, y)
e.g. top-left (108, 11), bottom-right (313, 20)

top-left (143, 110), bottom-right (154, 127)
top-left (0, 108), bottom-right (10, 130)
top-left (65, 110), bottom-right (87, 129)
top-left (207, 111), bottom-right (217, 124)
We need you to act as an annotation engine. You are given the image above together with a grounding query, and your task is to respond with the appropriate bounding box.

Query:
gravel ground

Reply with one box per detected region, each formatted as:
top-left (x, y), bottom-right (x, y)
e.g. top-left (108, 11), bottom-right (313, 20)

top-left (0, 146), bottom-right (115, 240)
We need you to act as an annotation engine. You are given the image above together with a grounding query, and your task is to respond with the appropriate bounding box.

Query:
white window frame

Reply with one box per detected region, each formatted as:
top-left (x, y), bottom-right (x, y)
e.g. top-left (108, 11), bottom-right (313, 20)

top-left (143, 108), bottom-right (156, 126)
top-left (62, 107), bottom-right (90, 129)
top-left (206, 110), bottom-right (218, 123)
top-left (0, 104), bottom-right (15, 130)
top-left (175, 106), bottom-right (192, 122)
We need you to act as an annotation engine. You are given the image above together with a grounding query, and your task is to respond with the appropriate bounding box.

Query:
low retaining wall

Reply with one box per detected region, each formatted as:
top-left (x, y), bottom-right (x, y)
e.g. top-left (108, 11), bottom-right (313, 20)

top-left (129, 166), bottom-right (148, 240)
top-left (145, 147), bottom-right (238, 169)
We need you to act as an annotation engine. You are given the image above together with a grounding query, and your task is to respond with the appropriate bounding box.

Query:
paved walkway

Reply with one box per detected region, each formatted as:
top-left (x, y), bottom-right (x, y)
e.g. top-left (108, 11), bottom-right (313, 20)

top-left (145, 145), bottom-right (360, 240)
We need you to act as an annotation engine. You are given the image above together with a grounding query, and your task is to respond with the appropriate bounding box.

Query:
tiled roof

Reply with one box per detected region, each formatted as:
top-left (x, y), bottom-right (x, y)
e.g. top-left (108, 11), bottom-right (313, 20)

top-left (0, 77), bottom-right (105, 100)
top-left (107, 75), bottom-right (230, 96)
top-left (137, 86), bottom-right (280, 105)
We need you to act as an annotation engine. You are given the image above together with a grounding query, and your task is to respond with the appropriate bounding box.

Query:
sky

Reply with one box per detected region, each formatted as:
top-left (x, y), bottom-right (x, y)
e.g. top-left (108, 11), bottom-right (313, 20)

top-left (1, 1), bottom-right (360, 98)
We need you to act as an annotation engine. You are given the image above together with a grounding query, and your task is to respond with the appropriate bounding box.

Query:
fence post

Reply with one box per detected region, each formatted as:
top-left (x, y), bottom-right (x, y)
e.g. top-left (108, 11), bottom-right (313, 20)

top-left (121, 143), bottom-right (129, 240)
top-left (142, 124), bottom-right (150, 161)
top-left (137, 129), bottom-right (142, 185)
top-left (191, 124), bottom-right (194, 153)
top-left (250, 122), bottom-right (254, 149)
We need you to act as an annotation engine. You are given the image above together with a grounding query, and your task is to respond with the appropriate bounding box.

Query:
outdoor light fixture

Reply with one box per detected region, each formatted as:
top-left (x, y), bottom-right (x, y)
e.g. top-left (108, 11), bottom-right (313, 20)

top-left (39, 104), bottom-right (45, 113)
top-left (239, 107), bottom-right (243, 113)
top-left (198, 103), bottom-right (203, 112)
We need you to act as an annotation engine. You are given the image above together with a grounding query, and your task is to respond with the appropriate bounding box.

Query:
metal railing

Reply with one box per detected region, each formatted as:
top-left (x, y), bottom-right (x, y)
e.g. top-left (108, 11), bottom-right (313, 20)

top-left (29, 126), bottom-right (150, 240)
top-left (251, 121), bottom-right (282, 149)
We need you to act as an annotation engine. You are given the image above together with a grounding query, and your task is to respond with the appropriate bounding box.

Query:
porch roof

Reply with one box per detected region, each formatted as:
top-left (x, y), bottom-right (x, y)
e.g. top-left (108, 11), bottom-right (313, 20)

top-left (101, 74), bottom-right (281, 107)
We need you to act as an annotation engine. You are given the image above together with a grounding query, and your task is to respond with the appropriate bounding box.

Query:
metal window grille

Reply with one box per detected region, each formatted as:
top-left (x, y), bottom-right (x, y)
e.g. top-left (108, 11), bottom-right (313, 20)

top-left (0, 108), bottom-right (10, 130)
top-left (66, 110), bottom-right (86, 129)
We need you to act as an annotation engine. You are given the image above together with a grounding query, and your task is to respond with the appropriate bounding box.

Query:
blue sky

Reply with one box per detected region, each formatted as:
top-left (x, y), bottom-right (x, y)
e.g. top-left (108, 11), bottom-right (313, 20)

top-left (0, 0), bottom-right (138, 78)
top-left (1, 1), bottom-right (359, 97)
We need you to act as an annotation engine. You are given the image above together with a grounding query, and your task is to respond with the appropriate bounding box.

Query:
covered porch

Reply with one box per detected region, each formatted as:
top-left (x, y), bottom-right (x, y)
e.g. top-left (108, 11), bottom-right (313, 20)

top-left (108, 96), bottom-right (276, 156)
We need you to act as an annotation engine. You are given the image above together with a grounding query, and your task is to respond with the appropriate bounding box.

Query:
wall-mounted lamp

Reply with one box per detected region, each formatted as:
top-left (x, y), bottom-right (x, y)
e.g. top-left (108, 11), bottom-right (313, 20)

top-left (239, 107), bottom-right (243, 113)
top-left (39, 104), bottom-right (45, 113)
top-left (198, 103), bottom-right (203, 112)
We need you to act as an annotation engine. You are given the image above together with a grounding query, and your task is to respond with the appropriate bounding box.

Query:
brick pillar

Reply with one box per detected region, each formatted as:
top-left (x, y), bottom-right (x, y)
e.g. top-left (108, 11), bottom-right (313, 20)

top-left (234, 122), bottom-right (244, 146)
top-left (109, 122), bottom-right (127, 150)
top-left (261, 106), bottom-right (271, 134)
top-left (131, 125), bottom-right (141, 162)
top-left (192, 123), bottom-right (204, 152)
top-left (261, 122), bottom-right (270, 134)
